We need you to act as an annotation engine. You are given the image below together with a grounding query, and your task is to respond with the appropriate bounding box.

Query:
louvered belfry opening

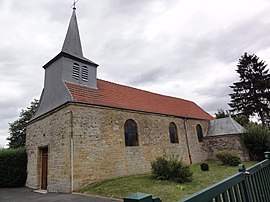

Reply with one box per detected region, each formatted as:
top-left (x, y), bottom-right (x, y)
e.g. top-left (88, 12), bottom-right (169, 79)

top-left (81, 66), bottom-right (88, 82)
top-left (72, 63), bottom-right (80, 80)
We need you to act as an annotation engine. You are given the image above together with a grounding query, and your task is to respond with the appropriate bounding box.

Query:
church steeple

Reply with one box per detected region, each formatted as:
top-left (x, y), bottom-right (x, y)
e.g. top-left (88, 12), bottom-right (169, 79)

top-left (61, 7), bottom-right (83, 57)
top-left (34, 5), bottom-right (98, 119)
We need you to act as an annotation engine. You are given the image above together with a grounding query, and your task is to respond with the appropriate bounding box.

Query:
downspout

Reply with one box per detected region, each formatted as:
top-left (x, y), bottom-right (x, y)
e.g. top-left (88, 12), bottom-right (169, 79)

top-left (68, 111), bottom-right (74, 192)
top-left (184, 118), bottom-right (192, 164)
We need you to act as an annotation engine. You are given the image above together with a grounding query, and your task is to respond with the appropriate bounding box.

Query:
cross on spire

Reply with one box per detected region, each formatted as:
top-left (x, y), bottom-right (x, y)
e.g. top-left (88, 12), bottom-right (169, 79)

top-left (72, 0), bottom-right (79, 10)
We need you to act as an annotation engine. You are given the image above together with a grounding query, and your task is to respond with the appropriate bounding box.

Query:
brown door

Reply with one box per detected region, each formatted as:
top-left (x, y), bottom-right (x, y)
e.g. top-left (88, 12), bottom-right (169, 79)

top-left (41, 148), bottom-right (48, 190)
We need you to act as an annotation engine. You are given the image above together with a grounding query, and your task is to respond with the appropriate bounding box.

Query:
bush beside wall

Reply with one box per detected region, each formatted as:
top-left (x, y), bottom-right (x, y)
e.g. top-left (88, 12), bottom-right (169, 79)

top-left (0, 147), bottom-right (27, 187)
top-left (151, 156), bottom-right (193, 183)
top-left (215, 151), bottom-right (241, 166)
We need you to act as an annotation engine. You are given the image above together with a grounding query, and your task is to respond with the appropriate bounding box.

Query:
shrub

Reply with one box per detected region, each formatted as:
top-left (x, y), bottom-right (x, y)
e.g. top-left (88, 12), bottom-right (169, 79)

top-left (151, 156), bottom-right (192, 183)
top-left (0, 147), bottom-right (27, 187)
top-left (150, 156), bottom-right (169, 180)
top-left (215, 151), bottom-right (241, 166)
top-left (242, 123), bottom-right (270, 161)
top-left (200, 163), bottom-right (209, 171)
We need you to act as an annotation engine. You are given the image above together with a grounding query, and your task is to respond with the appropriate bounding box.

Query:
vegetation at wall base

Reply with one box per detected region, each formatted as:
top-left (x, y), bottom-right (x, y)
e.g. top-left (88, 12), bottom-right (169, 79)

top-left (151, 156), bottom-right (192, 183)
top-left (215, 151), bottom-right (241, 166)
top-left (0, 147), bottom-right (27, 187)
top-left (79, 161), bottom-right (256, 202)
top-left (243, 123), bottom-right (270, 161)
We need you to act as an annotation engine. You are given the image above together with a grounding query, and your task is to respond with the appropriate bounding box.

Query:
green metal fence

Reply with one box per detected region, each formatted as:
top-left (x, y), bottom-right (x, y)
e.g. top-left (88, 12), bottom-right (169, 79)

top-left (179, 152), bottom-right (270, 202)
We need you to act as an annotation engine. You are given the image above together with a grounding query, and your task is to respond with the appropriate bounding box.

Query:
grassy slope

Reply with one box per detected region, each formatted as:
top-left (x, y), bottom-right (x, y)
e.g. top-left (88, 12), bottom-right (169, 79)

top-left (79, 161), bottom-right (256, 202)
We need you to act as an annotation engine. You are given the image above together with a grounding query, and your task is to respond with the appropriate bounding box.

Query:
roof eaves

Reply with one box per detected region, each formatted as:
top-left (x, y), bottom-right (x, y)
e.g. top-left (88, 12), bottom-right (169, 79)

top-left (70, 101), bottom-right (211, 120)
top-left (28, 101), bottom-right (72, 124)
top-left (43, 52), bottom-right (98, 69)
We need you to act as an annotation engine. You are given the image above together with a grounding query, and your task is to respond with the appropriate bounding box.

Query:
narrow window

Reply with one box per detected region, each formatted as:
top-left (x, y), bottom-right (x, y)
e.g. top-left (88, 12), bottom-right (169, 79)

top-left (196, 124), bottom-right (203, 142)
top-left (169, 122), bottom-right (179, 143)
top-left (72, 63), bottom-right (80, 80)
top-left (124, 119), bottom-right (139, 146)
top-left (81, 66), bottom-right (88, 82)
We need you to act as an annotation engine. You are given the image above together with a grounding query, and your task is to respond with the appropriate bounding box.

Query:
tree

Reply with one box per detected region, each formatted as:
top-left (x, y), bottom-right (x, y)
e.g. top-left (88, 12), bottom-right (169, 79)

top-left (215, 109), bottom-right (230, 119)
top-left (229, 53), bottom-right (270, 126)
top-left (242, 123), bottom-right (270, 160)
top-left (215, 109), bottom-right (249, 126)
top-left (7, 99), bottom-right (39, 148)
top-left (233, 115), bottom-right (250, 127)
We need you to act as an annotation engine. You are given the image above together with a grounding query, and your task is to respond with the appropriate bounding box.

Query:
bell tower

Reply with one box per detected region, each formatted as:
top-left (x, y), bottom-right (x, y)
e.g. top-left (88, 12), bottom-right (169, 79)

top-left (33, 7), bottom-right (98, 118)
top-left (43, 6), bottom-right (99, 88)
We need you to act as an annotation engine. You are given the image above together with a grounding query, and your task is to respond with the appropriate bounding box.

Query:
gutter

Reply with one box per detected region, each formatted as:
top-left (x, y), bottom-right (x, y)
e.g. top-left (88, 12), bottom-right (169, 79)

top-left (184, 118), bottom-right (192, 164)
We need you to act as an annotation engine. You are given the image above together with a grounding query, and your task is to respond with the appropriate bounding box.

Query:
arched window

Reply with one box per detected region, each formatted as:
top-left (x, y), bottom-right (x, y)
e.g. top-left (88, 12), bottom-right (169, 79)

top-left (124, 119), bottom-right (139, 146)
top-left (81, 66), bottom-right (88, 82)
top-left (72, 63), bottom-right (80, 80)
top-left (169, 122), bottom-right (179, 143)
top-left (196, 124), bottom-right (203, 142)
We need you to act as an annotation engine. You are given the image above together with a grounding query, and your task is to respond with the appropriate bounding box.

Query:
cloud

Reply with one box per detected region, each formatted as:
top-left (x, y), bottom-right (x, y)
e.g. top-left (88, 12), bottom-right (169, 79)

top-left (1, 0), bottom-right (270, 146)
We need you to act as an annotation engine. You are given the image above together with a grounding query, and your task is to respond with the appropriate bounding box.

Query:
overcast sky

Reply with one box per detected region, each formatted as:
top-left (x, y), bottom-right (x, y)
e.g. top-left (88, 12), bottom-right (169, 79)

top-left (1, 0), bottom-right (270, 147)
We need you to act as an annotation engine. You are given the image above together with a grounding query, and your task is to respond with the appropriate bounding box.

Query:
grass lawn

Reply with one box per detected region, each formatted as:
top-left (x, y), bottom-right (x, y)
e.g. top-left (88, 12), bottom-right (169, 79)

top-left (79, 161), bottom-right (257, 202)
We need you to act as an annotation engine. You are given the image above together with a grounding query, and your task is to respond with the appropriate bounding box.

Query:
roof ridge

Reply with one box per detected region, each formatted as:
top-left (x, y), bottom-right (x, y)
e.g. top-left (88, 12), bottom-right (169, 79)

top-left (65, 80), bottom-right (213, 120)
top-left (97, 78), bottom-right (194, 104)
top-left (229, 116), bottom-right (243, 133)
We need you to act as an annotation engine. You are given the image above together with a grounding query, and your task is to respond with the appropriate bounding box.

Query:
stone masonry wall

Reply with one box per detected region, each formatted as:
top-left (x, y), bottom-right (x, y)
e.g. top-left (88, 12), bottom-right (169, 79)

top-left (185, 119), bottom-right (210, 164)
top-left (26, 106), bottom-right (73, 193)
top-left (204, 135), bottom-right (250, 161)
top-left (26, 103), bottom-right (211, 192)
top-left (71, 104), bottom-right (210, 190)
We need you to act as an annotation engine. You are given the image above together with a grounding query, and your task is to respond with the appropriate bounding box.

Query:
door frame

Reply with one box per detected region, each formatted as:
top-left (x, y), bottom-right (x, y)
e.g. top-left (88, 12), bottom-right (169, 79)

top-left (39, 147), bottom-right (48, 190)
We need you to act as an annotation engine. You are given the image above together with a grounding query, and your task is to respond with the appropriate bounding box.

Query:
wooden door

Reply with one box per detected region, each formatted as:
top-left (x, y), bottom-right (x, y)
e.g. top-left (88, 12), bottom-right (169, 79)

top-left (41, 148), bottom-right (48, 190)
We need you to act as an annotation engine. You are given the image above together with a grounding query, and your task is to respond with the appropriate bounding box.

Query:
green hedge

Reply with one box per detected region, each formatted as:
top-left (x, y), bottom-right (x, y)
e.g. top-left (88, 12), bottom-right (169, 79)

top-left (0, 147), bottom-right (27, 187)
top-left (215, 151), bottom-right (241, 166)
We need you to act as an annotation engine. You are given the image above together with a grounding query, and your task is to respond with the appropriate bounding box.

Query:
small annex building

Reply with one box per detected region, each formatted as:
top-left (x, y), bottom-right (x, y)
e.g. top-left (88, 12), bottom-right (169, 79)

top-left (26, 8), bottom-right (248, 193)
top-left (205, 117), bottom-right (249, 161)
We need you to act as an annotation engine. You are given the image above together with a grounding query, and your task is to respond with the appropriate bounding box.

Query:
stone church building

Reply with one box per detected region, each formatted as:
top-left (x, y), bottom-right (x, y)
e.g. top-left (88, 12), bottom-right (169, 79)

top-left (26, 8), bottom-right (249, 193)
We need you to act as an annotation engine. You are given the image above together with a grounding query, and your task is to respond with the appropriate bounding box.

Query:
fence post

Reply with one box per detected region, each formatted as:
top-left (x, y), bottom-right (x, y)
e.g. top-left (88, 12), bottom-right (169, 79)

top-left (264, 151), bottom-right (270, 200)
top-left (238, 164), bottom-right (251, 202)
top-left (238, 164), bottom-right (246, 172)
top-left (264, 152), bottom-right (270, 160)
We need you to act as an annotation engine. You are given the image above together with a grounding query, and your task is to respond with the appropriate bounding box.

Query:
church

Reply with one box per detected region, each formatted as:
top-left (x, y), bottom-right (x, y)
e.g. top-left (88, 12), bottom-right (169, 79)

top-left (26, 7), bottom-right (249, 193)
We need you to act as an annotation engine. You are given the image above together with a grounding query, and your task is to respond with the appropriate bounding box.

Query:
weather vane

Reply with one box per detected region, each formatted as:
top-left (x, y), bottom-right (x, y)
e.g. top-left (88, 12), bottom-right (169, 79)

top-left (71, 0), bottom-right (79, 9)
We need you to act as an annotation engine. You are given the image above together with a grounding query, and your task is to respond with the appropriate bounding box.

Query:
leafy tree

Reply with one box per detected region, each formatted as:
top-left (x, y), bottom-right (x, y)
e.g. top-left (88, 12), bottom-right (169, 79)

top-left (7, 99), bottom-right (39, 148)
top-left (229, 53), bottom-right (270, 126)
top-left (242, 123), bottom-right (270, 161)
top-left (215, 109), bottom-right (230, 119)
top-left (214, 109), bottom-right (249, 127)
top-left (233, 115), bottom-right (250, 127)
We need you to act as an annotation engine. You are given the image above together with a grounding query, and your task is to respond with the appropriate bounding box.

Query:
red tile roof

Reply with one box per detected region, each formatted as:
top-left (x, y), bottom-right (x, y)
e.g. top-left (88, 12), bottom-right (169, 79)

top-left (65, 79), bottom-right (213, 120)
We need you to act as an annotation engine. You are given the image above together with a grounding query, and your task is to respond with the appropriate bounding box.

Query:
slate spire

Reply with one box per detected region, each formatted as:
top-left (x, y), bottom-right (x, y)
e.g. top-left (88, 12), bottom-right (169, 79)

top-left (61, 7), bottom-right (83, 57)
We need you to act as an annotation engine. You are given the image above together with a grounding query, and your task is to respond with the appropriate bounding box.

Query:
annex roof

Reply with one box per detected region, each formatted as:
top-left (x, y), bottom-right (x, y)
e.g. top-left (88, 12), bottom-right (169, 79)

top-left (65, 79), bottom-right (213, 120)
top-left (206, 117), bottom-right (245, 136)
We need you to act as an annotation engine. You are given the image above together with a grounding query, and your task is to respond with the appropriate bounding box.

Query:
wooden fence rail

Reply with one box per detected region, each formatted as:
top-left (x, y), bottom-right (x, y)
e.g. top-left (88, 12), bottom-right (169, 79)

top-left (179, 152), bottom-right (270, 202)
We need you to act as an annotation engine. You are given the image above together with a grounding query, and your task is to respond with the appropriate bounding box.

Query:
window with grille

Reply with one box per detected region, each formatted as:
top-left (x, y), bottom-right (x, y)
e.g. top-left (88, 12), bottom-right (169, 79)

top-left (169, 122), bottom-right (179, 143)
top-left (81, 66), bottom-right (88, 82)
top-left (72, 63), bottom-right (80, 80)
